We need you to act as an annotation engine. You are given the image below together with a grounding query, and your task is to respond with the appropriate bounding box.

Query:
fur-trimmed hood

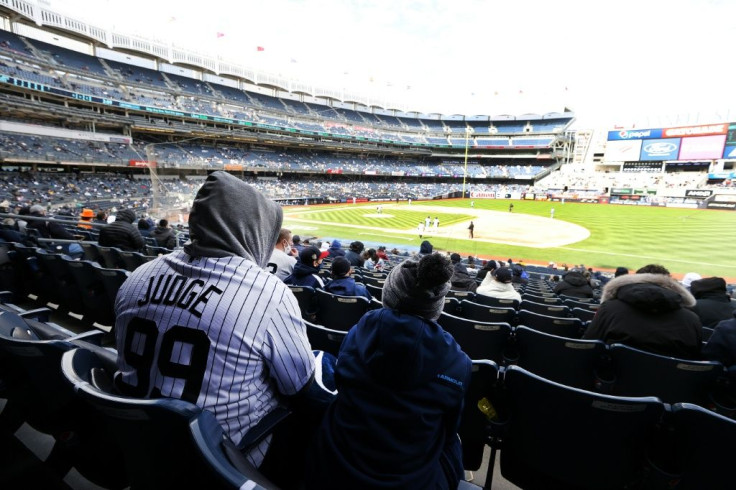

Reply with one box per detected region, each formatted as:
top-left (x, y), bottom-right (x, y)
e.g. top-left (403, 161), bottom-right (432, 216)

top-left (601, 273), bottom-right (696, 309)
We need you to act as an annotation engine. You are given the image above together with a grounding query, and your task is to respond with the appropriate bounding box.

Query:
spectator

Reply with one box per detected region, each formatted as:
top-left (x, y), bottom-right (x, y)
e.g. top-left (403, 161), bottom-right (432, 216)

top-left (583, 265), bottom-right (702, 359)
top-left (690, 277), bottom-right (736, 328)
top-left (363, 248), bottom-right (385, 271)
top-left (418, 240), bottom-right (433, 257)
top-left (267, 227), bottom-right (297, 281)
top-left (292, 235), bottom-right (304, 253)
top-left (324, 257), bottom-right (372, 301)
top-left (137, 218), bottom-right (152, 238)
top-left (150, 219), bottom-right (177, 249)
top-left (702, 312), bottom-right (736, 368)
top-left (327, 239), bottom-right (345, 259)
top-left (511, 265), bottom-right (528, 285)
top-left (476, 259), bottom-right (497, 281)
top-left (614, 266), bottom-right (629, 278)
top-left (306, 253), bottom-right (470, 488)
top-left (376, 246), bottom-right (389, 261)
top-left (284, 246), bottom-right (328, 289)
top-left (93, 211), bottom-right (108, 224)
top-left (0, 218), bottom-right (25, 243)
top-left (78, 208), bottom-right (94, 230)
top-left (449, 253), bottom-right (477, 292)
top-left (476, 267), bottom-right (521, 302)
top-left (345, 241), bottom-right (365, 267)
top-left (26, 204), bottom-right (83, 258)
top-left (681, 272), bottom-right (702, 291)
top-left (554, 270), bottom-right (595, 299)
top-left (113, 171), bottom-right (315, 478)
top-left (98, 209), bottom-right (145, 251)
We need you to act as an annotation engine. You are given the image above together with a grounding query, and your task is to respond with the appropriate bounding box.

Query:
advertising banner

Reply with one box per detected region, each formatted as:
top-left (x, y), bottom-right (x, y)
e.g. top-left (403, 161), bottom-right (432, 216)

top-left (722, 146), bottom-right (736, 159)
top-left (685, 189), bottom-right (713, 198)
top-left (663, 123), bottom-right (728, 138)
top-left (639, 139), bottom-right (681, 161)
top-left (605, 140), bottom-right (643, 161)
top-left (707, 202), bottom-right (736, 210)
top-left (607, 128), bottom-right (662, 141)
top-left (678, 135), bottom-right (727, 160)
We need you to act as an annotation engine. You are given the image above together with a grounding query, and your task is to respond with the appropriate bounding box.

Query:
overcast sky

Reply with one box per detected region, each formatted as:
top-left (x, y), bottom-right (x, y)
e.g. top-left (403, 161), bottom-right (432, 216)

top-left (45, 0), bottom-right (736, 128)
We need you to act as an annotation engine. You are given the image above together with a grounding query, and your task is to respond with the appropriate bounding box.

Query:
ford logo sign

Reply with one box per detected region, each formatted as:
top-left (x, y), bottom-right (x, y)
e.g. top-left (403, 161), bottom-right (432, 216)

top-left (643, 142), bottom-right (677, 155)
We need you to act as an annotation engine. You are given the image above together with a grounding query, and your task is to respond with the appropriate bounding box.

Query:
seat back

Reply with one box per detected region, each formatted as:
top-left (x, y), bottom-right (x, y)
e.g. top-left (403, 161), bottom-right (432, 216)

top-left (514, 326), bottom-right (609, 390)
top-left (446, 290), bottom-right (476, 302)
top-left (443, 296), bottom-right (461, 315)
top-left (458, 360), bottom-right (500, 471)
top-left (519, 299), bottom-right (570, 317)
top-left (365, 283), bottom-right (383, 301)
top-left (96, 267), bottom-right (130, 305)
top-left (305, 320), bottom-right (347, 356)
top-left (473, 294), bottom-right (519, 310)
top-left (609, 343), bottom-right (725, 405)
top-left (118, 251), bottom-right (150, 272)
top-left (65, 258), bottom-right (114, 328)
top-left (517, 309), bottom-right (584, 338)
top-left (97, 246), bottom-right (125, 269)
top-left (500, 365), bottom-right (665, 490)
top-left (81, 242), bottom-right (102, 264)
top-left (61, 348), bottom-right (271, 489)
top-left (437, 312), bottom-right (511, 364)
top-left (459, 300), bottom-right (516, 324)
top-left (671, 403), bottom-right (736, 490)
top-left (570, 306), bottom-right (596, 322)
top-left (521, 293), bottom-right (560, 304)
top-left (288, 285), bottom-right (316, 319)
top-left (314, 289), bottom-right (370, 331)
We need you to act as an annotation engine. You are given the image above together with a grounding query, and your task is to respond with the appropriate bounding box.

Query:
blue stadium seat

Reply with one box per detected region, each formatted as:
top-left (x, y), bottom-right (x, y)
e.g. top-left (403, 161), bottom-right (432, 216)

top-left (305, 320), bottom-right (347, 356)
top-left (516, 309), bottom-right (584, 338)
top-left (609, 343), bottom-right (726, 406)
top-left (499, 365), bottom-right (666, 489)
top-left (314, 289), bottom-right (370, 331)
top-left (61, 347), bottom-right (275, 489)
top-left (459, 300), bottom-right (516, 324)
top-left (437, 312), bottom-right (512, 364)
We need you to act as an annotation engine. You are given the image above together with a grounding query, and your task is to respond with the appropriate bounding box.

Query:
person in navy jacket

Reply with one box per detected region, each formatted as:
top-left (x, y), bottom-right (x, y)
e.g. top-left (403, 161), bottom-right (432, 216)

top-left (306, 253), bottom-right (471, 489)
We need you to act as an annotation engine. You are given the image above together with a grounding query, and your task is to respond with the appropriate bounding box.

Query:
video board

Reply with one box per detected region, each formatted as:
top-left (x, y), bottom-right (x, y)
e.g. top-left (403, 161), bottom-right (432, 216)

top-left (606, 123), bottom-right (730, 162)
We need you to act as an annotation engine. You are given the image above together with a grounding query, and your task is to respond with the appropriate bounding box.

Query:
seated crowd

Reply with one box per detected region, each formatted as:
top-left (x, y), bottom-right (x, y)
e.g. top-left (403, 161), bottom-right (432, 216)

top-left (1, 174), bottom-right (735, 489)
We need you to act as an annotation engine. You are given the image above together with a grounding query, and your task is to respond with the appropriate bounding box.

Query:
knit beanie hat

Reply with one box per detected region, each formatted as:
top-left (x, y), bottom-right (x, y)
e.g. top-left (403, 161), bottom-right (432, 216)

top-left (382, 253), bottom-right (452, 321)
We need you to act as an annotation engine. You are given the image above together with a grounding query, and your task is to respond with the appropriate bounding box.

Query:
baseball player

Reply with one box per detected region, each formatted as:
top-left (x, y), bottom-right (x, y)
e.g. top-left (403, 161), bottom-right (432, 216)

top-left (114, 171), bottom-right (315, 472)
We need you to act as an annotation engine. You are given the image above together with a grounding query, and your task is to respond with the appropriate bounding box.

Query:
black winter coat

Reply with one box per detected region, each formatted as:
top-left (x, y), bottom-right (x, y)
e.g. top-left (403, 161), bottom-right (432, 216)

top-left (554, 271), bottom-right (595, 298)
top-left (98, 209), bottom-right (145, 252)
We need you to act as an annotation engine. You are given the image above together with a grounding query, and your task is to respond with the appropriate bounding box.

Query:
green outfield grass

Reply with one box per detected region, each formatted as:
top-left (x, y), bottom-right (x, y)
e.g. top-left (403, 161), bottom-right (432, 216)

top-left (284, 199), bottom-right (736, 279)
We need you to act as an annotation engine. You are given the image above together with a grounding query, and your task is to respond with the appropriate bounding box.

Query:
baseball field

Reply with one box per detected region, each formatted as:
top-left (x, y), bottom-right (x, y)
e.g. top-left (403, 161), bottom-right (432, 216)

top-left (283, 198), bottom-right (736, 280)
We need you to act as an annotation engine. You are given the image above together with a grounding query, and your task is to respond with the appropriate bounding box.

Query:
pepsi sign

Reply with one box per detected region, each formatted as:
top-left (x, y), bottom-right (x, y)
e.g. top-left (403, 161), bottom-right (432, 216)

top-left (639, 138), bottom-right (681, 161)
top-left (608, 128), bottom-right (663, 141)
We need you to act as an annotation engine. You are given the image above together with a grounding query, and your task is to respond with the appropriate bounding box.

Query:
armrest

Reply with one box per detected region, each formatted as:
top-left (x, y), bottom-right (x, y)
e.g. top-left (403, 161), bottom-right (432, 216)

top-left (237, 406), bottom-right (292, 452)
top-left (18, 307), bottom-right (52, 322)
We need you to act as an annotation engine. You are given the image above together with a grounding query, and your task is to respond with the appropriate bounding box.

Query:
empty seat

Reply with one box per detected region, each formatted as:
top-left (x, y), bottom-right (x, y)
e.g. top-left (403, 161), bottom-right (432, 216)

top-left (609, 343), bottom-right (726, 406)
top-left (473, 294), bottom-right (519, 310)
top-left (305, 320), bottom-right (347, 356)
top-left (437, 312), bottom-right (511, 364)
top-left (513, 326), bottom-right (609, 390)
top-left (517, 309), bottom-right (584, 338)
top-left (459, 300), bottom-right (516, 324)
top-left (519, 299), bottom-right (570, 317)
top-left (500, 365), bottom-right (666, 490)
top-left (314, 289), bottom-right (370, 331)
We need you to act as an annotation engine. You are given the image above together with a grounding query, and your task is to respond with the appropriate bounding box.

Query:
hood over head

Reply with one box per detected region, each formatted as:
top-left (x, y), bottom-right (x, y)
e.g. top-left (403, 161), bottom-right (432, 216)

top-left (563, 270), bottom-right (589, 287)
top-left (419, 240), bottom-right (433, 254)
top-left (690, 277), bottom-right (727, 298)
top-left (184, 171), bottom-right (282, 267)
top-left (601, 272), bottom-right (696, 312)
top-left (115, 209), bottom-right (136, 224)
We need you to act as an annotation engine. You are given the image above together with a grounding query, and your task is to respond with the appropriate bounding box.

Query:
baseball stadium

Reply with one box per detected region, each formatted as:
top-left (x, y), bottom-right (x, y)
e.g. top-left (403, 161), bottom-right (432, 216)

top-left (0, 1), bottom-right (734, 489)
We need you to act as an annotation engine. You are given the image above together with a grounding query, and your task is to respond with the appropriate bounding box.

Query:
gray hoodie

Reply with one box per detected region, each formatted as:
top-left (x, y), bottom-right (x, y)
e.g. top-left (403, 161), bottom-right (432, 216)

top-left (184, 171), bottom-right (282, 268)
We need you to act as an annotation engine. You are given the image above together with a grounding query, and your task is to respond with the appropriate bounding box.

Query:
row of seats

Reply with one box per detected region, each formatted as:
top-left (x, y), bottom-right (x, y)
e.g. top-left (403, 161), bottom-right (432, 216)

top-left (1, 306), bottom-right (731, 490)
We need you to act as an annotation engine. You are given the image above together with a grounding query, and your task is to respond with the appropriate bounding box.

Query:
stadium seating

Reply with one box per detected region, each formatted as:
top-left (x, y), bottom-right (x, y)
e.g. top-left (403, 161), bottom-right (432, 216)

top-left (437, 312), bottom-right (512, 364)
top-left (0, 311), bottom-right (128, 487)
top-left (518, 299), bottom-right (570, 317)
top-left (288, 285), bottom-right (316, 320)
top-left (608, 343), bottom-right (727, 406)
top-left (61, 347), bottom-right (274, 489)
top-left (472, 295), bottom-right (519, 310)
top-left (305, 320), bottom-right (347, 356)
top-left (499, 366), bottom-right (666, 490)
top-left (670, 403), bottom-right (736, 490)
top-left (512, 326), bottom-right (610, 391)
top-left (459, 300), bottom-right (516, 324)
top-left (516, 309), bottom-right (585, 338)
top-left (314, 289), bottom-right (370, 331)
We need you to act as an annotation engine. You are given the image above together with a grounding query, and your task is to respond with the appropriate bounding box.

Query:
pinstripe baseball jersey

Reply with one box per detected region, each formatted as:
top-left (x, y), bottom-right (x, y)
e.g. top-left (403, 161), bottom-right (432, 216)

top-left (114, 250), bottom-right (315, 466)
